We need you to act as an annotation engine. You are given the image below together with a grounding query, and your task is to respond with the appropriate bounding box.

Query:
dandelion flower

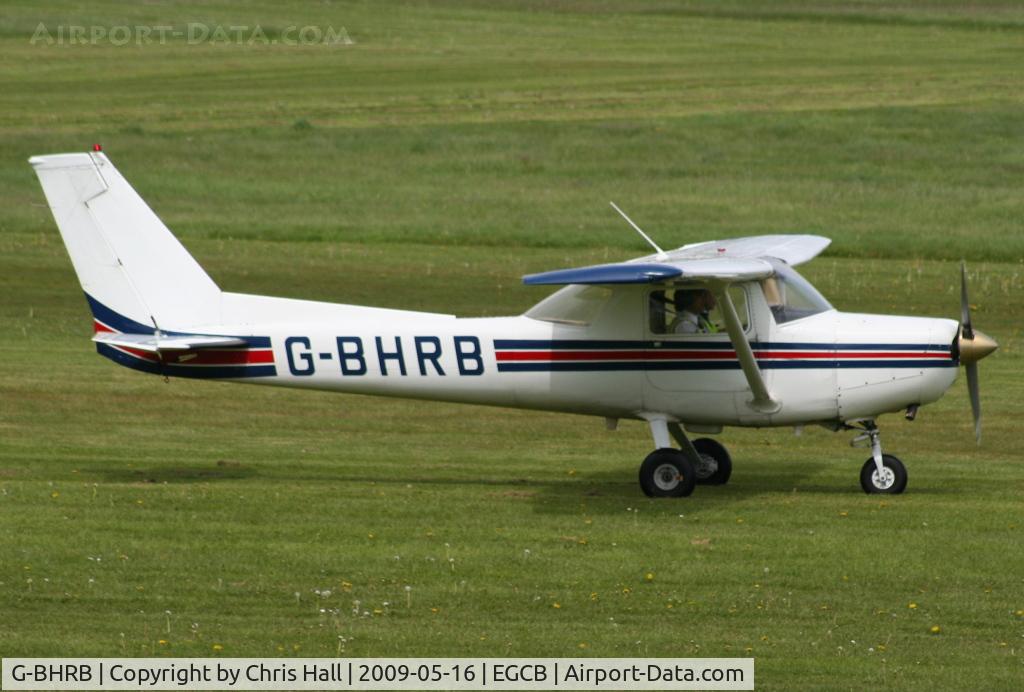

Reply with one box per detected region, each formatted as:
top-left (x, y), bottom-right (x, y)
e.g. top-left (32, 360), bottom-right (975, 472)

top-left (645, 572), bottom-right (654, 582)
top-left (552, 602), bottom-right (561, 609)
top-left (212, 644), bottom-right (223, 652)
top-left (908, 602), bottom-right (918, 609)
top-left (929, 625), bottom-right (941, 635)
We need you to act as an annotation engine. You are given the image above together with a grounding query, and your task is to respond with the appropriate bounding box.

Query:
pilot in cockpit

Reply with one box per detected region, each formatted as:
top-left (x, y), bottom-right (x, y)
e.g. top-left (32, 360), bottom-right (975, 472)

top-left (672, 289), bottom-right (717, 334)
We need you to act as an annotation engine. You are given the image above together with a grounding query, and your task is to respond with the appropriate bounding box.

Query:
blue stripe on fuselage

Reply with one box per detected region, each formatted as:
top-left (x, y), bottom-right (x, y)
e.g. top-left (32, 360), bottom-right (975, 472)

top-left (496, 360), bottom-right (956, 373)
top-left (494, 339), bottom-right (951, 352)
top-left (96, 343), bottom-right (277, 379)
top-left (85, 293), bottom-right (271, 348)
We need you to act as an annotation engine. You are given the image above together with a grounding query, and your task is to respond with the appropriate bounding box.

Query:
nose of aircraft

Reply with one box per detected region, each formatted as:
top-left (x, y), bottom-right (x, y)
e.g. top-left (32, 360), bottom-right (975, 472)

top-left (957, 327), bottom-right (998, 364)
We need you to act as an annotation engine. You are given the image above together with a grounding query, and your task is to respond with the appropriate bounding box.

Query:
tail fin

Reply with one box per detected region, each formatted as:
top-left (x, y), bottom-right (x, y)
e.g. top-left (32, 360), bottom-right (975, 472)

top-left (29, 151), bottom-right (222, 332)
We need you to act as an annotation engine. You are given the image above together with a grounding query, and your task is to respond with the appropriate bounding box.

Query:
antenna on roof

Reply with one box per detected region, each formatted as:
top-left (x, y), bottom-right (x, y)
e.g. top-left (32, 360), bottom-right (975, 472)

top-left (609, 201), bottom-right (668, 261)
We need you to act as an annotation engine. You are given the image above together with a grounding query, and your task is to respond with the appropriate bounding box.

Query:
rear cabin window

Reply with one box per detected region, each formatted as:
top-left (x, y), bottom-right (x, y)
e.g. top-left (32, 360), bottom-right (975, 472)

top-left (526, 285), bottom-right (613, 326)
top-left (649, 285), bottom-right (749, 335)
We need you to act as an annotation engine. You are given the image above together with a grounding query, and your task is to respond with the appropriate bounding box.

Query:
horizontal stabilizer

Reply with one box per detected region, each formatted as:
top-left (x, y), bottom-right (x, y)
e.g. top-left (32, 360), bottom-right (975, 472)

top-left (93, 332), bottom-right (247, 353)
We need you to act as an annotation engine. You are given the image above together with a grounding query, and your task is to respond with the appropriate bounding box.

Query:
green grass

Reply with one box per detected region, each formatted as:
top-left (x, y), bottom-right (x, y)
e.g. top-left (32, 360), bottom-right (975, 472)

top-left (2, 2), bottom-right (1024, 690)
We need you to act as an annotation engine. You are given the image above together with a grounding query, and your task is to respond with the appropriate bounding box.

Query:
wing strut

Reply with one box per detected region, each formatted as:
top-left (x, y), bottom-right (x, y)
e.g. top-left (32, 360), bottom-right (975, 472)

top-left (712, 284), bottom-right (780, 414)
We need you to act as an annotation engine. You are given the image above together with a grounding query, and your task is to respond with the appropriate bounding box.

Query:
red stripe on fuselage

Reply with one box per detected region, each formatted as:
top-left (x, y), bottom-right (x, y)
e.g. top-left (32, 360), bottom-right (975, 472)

top-left (165, 349), bottom-right (274, 366)
top-left (115, 346), bottom-right (273, 366)
top-left (494, 350), bottom-right (949, 362)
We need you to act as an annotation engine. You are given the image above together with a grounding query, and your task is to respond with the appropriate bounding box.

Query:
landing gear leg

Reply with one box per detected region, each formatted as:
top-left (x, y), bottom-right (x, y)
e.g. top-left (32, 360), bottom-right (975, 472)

top-left (638, 417), bottom-right (696, 498)
top-left (669, 423), bottom-right (732, 485)
top-left (663, 421), bottom-right (734, 485)
top-left (851, 421), bottom-right (908, 494)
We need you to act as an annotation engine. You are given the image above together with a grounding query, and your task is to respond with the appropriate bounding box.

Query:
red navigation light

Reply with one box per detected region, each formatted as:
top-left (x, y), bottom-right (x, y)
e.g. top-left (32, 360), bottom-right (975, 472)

top-left (92, 144), bottom-right (102, 152)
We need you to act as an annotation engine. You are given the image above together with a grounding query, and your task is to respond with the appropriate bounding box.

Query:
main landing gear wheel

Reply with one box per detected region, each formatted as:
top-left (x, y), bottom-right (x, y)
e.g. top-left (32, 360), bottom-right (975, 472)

top-left (692, 438), bottom-right (733, 486)
top-left (860, 454), bottom-right (908, 494)
top-left (639, 448), bottom-right (696, 498)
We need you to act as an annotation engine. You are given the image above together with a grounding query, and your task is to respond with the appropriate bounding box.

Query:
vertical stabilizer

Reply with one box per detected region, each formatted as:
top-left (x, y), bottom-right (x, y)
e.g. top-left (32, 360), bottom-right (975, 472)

top-left (29, 151), bottom-right (222, 331)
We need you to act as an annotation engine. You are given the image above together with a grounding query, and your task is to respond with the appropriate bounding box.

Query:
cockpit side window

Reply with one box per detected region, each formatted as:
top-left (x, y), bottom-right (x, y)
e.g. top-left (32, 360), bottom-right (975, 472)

top-left (760, 260), bottom-right (833, 324)
top-left (649, 285), bottom-right (749, 336)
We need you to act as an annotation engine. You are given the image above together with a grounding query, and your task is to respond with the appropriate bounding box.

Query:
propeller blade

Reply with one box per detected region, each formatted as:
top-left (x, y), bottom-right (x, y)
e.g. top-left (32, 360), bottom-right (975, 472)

top-left (960, 260), bottom-right (974, 340)
top-left (966, 360), bottom-right (981, 444)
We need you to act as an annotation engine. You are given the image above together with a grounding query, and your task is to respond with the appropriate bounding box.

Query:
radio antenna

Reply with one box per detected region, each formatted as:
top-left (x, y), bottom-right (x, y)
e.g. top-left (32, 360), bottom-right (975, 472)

top-left (609, 201), bottom-right (668, 260)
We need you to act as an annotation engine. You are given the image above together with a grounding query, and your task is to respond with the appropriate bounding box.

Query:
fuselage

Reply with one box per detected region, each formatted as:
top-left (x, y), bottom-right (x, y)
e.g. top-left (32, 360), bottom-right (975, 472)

top-left (91, 277), bottom-right (961, 429)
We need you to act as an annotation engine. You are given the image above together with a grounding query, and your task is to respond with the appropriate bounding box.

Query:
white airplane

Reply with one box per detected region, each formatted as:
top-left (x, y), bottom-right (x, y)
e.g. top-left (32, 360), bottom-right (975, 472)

top-left (31, 150), bottom-right (998, 497)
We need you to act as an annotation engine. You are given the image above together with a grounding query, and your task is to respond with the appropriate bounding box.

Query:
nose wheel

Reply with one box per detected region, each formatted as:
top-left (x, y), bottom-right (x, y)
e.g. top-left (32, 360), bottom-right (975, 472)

top-left (850, 421), bottom-right (908, 494)
top-left (860, 454), bottom-right (907, 494)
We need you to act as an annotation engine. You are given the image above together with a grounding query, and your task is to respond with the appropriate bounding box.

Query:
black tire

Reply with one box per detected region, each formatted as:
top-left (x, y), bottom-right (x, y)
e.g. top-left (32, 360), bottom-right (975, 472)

top-left (692, 437), bottom-right (733, 486)
top-left (639, 448), bottom-right (697, 498)
top-left (860, 454), bottom-right (908, 494)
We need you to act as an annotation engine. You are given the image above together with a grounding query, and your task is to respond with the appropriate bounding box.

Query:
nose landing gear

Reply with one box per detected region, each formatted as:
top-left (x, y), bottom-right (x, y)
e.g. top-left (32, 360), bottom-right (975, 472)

top-left (850, 421), bottom-right (908, 494)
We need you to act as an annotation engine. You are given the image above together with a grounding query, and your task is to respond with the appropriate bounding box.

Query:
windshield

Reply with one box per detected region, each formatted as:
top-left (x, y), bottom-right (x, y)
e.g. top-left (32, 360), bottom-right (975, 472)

top-left (761, 260), bottom-right (832, 324)
top-left (525, 285), bottom-right (613, 326)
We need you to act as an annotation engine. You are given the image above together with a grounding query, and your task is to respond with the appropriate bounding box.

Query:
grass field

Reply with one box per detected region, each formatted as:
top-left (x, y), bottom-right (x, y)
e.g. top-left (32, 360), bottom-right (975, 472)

top-left (1, 1), bottom-right (1023, 690)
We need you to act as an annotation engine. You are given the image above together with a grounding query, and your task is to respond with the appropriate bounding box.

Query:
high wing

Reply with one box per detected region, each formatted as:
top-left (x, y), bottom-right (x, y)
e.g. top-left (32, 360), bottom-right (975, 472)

top-left (93, 332), bottom-right (247, 353)
top-left (523, 234), bottom-right (830, 286)
top-left (665, 234), bottom-right (831, 266)
top-left (522, 235), bottom-right (831, 414)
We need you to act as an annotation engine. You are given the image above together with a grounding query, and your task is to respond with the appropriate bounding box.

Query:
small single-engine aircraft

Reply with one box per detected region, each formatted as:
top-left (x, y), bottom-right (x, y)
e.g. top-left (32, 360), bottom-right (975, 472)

top-left (31, 150), bottom-right (998, 497)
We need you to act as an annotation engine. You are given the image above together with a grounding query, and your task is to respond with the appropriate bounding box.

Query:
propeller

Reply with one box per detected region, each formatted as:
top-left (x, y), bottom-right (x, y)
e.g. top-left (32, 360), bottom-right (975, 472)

top-left (957, 261), bottom-right (998, 443)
